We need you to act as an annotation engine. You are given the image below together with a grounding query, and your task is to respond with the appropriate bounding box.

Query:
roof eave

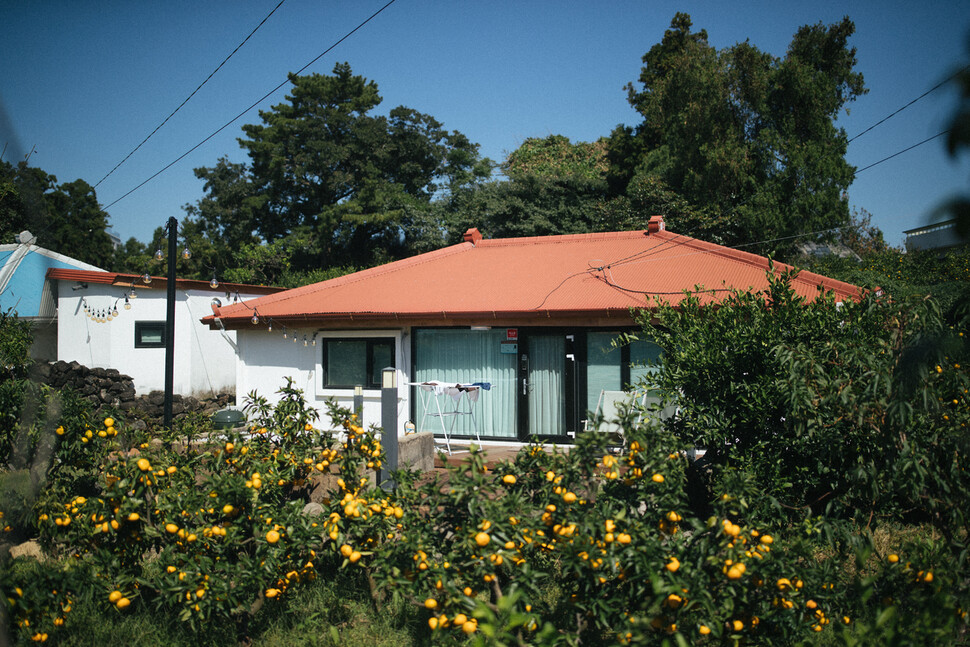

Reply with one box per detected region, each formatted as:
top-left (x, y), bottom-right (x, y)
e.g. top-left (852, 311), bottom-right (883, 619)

top-left (205, 307), bottom-right (645, 331)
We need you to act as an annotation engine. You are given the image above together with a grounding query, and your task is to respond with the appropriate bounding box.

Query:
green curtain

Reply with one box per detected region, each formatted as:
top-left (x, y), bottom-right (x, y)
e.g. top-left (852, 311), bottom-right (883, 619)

top-left (528, 335), bottom-right (564, 436)
top-left (413, 329), bottom-right (516, 439)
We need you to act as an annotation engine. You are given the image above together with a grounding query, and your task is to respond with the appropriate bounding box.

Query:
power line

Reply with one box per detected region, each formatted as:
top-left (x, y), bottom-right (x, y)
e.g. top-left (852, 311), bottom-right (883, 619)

top-left (855, 130), bottom-right (950, 174)
top-left (531, 224), bottom-right (857, 308)
top-left (103, 0), bottom-right (399, 211)
top-left (94, 0), bottom-right (288, 189)
top-left (848, 63), bottom-right (969, 143)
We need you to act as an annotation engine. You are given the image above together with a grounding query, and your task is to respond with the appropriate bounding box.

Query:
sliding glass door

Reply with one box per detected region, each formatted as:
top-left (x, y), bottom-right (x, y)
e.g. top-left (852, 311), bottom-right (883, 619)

top-left (413, 329), bottom-right (517, 439)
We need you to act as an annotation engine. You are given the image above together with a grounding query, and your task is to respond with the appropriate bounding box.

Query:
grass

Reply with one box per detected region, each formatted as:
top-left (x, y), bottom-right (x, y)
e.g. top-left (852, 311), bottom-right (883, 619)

top-left (5, 557), bottom-right (427, 647)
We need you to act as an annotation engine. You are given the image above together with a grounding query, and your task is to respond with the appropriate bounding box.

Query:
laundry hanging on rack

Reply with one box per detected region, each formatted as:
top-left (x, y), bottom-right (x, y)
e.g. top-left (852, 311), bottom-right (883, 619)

top-left (416, 381), bottom-right (490, 403)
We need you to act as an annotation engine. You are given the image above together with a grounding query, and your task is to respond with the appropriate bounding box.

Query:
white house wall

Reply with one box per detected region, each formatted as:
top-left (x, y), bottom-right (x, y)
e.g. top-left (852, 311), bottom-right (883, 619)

top-left (57, 282), bottom-right (258, 397)
top-left (235, 327), bottom-right (410, 437)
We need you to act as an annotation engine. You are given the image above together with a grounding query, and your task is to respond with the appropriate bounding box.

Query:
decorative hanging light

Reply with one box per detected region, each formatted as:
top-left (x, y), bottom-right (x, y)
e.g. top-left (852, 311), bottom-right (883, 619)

top-left (154, 249), bottom-right (164, 261)
top-left (143, 273), bottom-right (152, 284)
top-left (182, 247), bottom-right (191, 260)
top-left (303, 335), bottom-right (308, 347)
top-left (209, 271), bottom-right (219, 289)
top-left (251, 314), bottom-right (259, 325)
top-left (124, 296), bottom-right (131, 310)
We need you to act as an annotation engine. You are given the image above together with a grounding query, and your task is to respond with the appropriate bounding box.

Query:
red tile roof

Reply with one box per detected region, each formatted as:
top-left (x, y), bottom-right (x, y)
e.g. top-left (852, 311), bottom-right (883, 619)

top-left (205, 223), bottom-right (864, 330)
top-left (46, 268), bottom-right (284, 296)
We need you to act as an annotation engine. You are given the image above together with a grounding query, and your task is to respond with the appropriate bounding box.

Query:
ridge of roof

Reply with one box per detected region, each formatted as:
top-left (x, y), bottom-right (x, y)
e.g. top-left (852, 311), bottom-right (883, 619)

top-left (211, 239), bottom-right (475, 319)
top-left (476, 229), bottom-right (651, 247)
top-left (0, 244), bottom-right (105, 272)
top-left (653, 233), bottom-right (864, 297)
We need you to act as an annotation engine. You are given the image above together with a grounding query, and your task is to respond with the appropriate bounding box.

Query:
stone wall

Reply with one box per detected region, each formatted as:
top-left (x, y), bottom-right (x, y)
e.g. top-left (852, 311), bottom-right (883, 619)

top-left (28, 360), bottom-right (233, 427)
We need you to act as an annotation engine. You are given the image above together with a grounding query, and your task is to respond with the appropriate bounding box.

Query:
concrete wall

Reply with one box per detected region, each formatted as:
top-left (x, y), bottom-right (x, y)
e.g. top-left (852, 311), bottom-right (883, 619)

top-left (57, 282), bottom-right (261, 397)
top-left (235, 327), bottom-right (411, 437)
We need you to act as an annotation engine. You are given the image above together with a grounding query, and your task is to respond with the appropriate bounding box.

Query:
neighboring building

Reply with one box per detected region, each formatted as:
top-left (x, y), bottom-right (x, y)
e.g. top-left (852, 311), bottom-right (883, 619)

top-left (204, 217), bottom-right (863, 443)
top-left (904, 219), bottom-right (966, 253)
top-left (0, 231), bottom-right (105, 360)
top-left (47, 268), bottom-right (284, 397)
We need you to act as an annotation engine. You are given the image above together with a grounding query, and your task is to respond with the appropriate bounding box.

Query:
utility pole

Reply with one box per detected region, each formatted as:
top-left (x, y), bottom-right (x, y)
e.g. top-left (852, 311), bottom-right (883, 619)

top-left (163, 216), bottom-right (177, 429)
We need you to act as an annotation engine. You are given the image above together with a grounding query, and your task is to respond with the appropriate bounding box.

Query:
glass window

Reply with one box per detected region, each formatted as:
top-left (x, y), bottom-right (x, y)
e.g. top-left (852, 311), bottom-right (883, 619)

top-left (322, 338), bottom-right (394, 389)
top-left (586, 332), bottom-right (662, 414)
top-left (414, 329), bottom-right (517, 439)
top-left (629, 339), bottom-right (662, 387)
top-left (135, 321), bottom-right (166, 348)
top-left (587, 332), bottom-right (622, 416)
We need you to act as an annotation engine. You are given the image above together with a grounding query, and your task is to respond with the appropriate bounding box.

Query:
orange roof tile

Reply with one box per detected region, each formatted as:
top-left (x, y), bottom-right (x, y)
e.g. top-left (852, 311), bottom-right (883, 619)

top-left (206, 224), bottom-right (863, 329)
top-left (46, 268), bottom-right (284, 296)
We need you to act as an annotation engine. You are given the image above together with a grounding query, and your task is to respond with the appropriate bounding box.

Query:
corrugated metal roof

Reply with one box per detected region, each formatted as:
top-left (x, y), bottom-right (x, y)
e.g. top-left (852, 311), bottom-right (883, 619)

top-left (46, 268), bottom-right (285, 295)
top-left (206, 225), bottom-right (864, 329)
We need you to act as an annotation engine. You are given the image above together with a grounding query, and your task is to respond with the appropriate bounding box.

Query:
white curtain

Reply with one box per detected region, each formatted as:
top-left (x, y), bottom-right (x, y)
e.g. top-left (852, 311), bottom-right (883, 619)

top-left (528, 335), bottom-right (564, 436)
top-left (414, 329), bottom-right (516, 439)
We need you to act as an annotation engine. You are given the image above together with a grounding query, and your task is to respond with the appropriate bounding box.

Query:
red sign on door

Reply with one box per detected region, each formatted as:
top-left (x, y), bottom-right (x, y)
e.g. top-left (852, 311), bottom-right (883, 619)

top-left (506, 328), bottom-right (518, 341)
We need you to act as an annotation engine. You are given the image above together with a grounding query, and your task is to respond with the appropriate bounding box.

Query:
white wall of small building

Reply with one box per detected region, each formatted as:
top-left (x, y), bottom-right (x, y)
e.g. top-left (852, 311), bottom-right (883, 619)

top-left (57, 282), bottom-right (260, 397)
top-left (235, 327), bottom-right (411, 437)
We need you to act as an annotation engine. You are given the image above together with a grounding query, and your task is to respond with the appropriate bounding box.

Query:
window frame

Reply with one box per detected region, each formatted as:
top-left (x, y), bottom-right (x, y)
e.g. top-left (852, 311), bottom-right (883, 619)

top-left (321, 337), bottom-right (395, 390)
top-left (134, 321), bottom-right (166, 349)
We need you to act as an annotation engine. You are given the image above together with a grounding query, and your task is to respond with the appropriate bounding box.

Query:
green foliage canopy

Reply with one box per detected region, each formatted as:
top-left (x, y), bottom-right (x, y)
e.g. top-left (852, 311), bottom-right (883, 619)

top-left (640, 269), bottom-right (968, 539)
top-left (0, 162), bottom-right (114, 267)
top-left (611, 13), bottom-right (866, 255)
top-left (187, 63), bottom-right (492, 276)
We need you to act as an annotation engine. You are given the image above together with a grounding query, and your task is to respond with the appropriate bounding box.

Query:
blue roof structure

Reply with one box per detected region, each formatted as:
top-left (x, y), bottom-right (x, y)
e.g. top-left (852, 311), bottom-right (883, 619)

top-left (0, 238), bottom-right (103, 318)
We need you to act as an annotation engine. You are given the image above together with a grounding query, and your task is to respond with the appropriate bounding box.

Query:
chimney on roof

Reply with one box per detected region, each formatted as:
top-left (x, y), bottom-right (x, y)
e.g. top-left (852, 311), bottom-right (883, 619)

top-left (647, 215), bottom-right (665, 234)
top-left (463, 228), bottom-right (483, 246)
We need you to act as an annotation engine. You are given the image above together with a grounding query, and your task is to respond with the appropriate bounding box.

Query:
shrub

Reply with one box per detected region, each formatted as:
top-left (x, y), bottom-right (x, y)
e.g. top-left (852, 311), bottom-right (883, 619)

top-left (2, 377), bottom-right (968, 645)
top-left (638, 268), bottom-right (969, 533)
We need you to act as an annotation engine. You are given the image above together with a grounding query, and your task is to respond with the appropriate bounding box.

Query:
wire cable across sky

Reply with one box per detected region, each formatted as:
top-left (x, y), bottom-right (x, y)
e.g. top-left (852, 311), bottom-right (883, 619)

top-left (848, 63), bottom-right (969, 144)
top-left (103, 0), bottom-right (399, 211)
top-left (94, 0), bottom-right (289, 190)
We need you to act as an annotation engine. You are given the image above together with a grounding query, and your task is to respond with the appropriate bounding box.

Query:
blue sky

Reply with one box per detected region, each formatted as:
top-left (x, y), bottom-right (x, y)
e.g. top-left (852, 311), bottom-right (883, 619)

top-left (2, 0), bottom-right (969, 249)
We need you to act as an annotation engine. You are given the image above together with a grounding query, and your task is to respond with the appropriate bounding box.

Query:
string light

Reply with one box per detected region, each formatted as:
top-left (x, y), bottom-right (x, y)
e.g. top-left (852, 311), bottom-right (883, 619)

top-left (182, 247), bottom-right (191, 260)
top-left (154, 249), bottom-right (164, 261)
top-left (302, 335), bottom-right (308, 347)
top-left (251, 313), bottom-right (259, 325)
top-left (143, 273), bottom-right (152, 284)
top-left (124, 296), bottom-right (131, 310)
top-left (210, 270), bottom-right (219, 289)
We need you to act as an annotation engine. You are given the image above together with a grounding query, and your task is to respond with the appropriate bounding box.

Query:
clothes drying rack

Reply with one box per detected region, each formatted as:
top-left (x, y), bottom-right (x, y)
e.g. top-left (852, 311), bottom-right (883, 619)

top-left (409, 381), bottom-right (490, 454)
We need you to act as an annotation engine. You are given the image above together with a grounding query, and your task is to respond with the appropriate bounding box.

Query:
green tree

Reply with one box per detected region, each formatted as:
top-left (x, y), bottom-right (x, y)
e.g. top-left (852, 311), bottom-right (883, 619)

top-left (190, 63), bottom-right (491, 274)
top-left (0, 162), bottom-right (113, 266)
top-left (612, 13), bottom-right (866, 256)
top-left (638, 268), bottom-right (970, 535)
top-left (503, 135), bottom-right (608, 184)
top-left (442, 135), bottom-right (613, 239)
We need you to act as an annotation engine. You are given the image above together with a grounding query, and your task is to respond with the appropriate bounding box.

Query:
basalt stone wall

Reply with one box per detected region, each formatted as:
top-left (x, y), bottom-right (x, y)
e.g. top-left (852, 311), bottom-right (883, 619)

top-left (28, 360), bottom-right (234, 426)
